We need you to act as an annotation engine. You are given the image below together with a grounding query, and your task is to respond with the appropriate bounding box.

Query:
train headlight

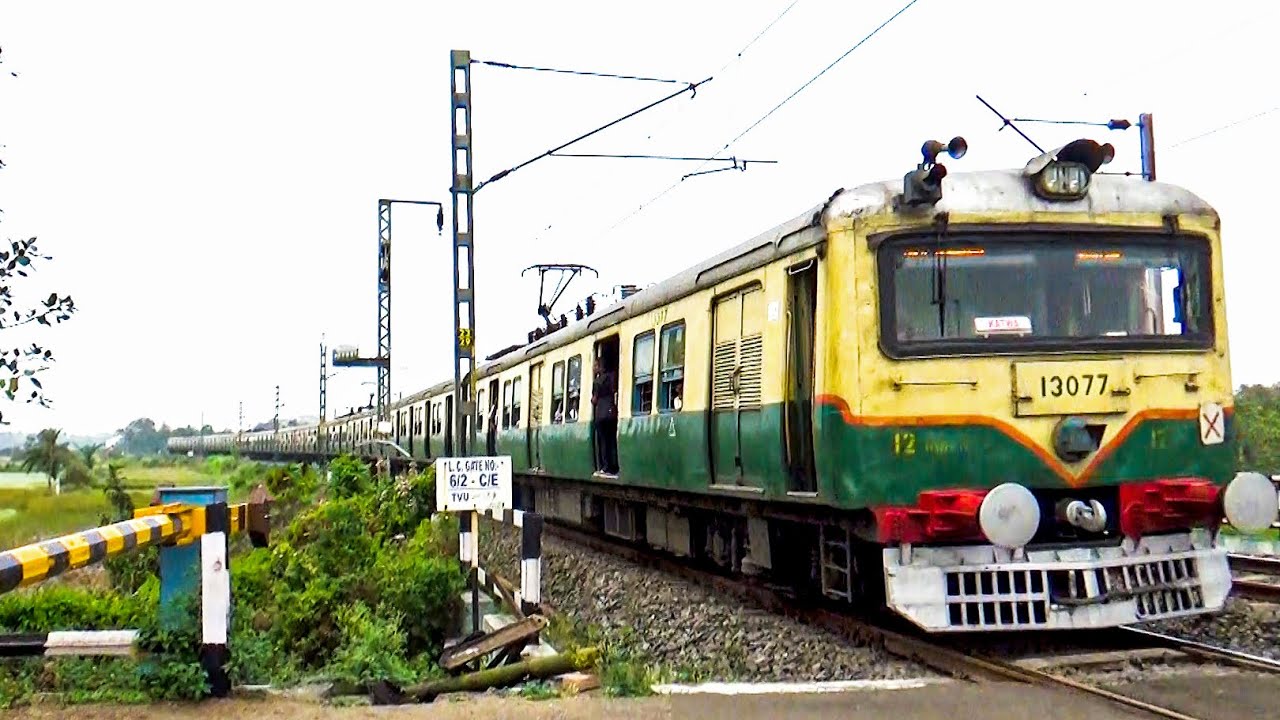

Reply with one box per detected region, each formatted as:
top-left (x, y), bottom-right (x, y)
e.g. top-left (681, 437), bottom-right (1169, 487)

top-left (1024, 138), bottom-right (1114, 201)
top-left (1033, 162), bottom-right (1091, 200)
top-left (978, 482), bottom-right (1041, 549)
top-left (1222, 471), bottom-right (1279, 534)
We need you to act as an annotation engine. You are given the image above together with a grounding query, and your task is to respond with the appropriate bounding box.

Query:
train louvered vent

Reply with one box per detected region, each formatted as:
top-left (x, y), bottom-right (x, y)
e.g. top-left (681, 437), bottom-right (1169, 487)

top-left (713, 341), bottom-right (737, 411)
top-left (738, 334), bottom-right (764, 410)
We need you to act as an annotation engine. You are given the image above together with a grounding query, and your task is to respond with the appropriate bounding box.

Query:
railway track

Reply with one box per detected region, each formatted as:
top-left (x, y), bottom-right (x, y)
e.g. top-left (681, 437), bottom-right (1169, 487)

top-left (1229, 553), bottom-right (1280, 602)
top-left (510, 521), bottom-right (1280, 720)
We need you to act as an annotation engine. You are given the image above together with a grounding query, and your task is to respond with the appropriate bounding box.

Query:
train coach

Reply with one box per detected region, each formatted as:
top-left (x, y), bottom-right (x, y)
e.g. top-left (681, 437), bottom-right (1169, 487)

top-left (170, 136), bottom-right (1279, 632)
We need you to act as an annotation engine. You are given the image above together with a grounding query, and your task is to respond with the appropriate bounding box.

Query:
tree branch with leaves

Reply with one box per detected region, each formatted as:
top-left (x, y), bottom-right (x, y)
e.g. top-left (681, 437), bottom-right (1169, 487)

top-left (0, 44), bottom-right (77, 425)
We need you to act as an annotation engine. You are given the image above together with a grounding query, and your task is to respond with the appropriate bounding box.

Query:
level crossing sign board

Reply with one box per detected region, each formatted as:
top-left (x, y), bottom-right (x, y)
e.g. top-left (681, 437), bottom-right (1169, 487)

top-left (435, 456), bottom-right (512, 512)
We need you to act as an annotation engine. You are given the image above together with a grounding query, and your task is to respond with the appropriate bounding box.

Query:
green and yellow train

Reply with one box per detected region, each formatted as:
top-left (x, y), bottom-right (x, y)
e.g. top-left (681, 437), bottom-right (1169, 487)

top-left (171, 137), bottom-right (1279, 631)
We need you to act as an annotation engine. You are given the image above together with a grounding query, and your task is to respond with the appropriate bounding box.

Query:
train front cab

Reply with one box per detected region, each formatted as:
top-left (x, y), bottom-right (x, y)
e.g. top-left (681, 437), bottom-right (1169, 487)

top-left (821, 150), bottom-right (1278, 631)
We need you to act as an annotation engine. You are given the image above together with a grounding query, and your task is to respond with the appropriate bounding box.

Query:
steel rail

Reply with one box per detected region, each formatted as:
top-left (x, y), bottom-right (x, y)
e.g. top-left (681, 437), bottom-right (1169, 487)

top-left (536, 520), bottom-right (1239, 720)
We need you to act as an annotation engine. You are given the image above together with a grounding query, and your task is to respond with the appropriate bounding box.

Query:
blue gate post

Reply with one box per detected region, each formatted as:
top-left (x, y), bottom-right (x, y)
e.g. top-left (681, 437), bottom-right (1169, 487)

top-left (156, 486), bottom-right (228, 624)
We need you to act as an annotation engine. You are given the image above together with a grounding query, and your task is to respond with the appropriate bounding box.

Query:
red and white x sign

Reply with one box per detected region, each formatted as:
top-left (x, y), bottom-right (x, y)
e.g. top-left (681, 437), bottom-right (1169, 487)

top-left (1200, 403), bottom-right (1224, 445)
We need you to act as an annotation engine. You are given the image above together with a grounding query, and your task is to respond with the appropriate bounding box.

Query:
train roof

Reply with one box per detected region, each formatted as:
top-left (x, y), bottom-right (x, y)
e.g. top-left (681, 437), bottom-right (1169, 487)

top-left (243, 168), bottom-right (1222, 428)
top-left (462, 169), bottom-right (1218, 383)
top-left (824, 170), bottom-right (1217, 226)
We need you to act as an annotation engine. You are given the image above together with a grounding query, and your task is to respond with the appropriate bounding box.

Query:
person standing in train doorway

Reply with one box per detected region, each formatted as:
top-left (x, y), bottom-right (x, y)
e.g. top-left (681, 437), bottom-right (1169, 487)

top-left (591, 356), bottom-right (619, 474)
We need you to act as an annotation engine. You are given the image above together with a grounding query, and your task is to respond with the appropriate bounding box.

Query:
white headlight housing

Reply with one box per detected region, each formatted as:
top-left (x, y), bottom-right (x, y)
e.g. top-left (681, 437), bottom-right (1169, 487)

top-left (1033, 162), bottom-right (1090, 200)
top-left (978, 482), bottom-right (1041, 549)
top-left (1222, 471), bottom-right (1279, 534)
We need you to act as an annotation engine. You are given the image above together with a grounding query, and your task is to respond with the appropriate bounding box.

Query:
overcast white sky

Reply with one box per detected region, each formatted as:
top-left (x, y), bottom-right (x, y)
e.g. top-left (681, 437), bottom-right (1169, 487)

top-left (1, 0), bottom-right (1277, 435)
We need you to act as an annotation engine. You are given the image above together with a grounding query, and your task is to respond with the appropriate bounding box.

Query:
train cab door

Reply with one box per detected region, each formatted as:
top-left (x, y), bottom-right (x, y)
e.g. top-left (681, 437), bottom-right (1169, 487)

top-left (528, 362), bottom-right (544, 469)
top-left (784, 261), bottom-right (818, 494)
top-left (487, 378), bottom-right (499, 455)
top-left (711, 285), bottom-right (765, 488)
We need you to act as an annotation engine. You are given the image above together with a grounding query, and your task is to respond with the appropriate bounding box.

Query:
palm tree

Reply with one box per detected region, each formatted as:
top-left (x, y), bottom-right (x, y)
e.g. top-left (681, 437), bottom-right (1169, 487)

top-left (78, 443), bottom-right (102, 470)
top-left (19, 428), bottom-right (70, 495)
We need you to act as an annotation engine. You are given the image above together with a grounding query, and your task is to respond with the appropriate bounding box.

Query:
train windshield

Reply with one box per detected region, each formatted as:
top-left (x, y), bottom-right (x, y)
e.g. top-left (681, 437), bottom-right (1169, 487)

top-left (880, 233), bottom-right (1213, 356)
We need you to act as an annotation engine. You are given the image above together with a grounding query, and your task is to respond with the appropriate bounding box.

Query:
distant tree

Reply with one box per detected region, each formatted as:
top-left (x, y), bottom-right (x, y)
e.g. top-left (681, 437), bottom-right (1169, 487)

top-left (0, 46), bottom-right (77, 426)
top-left (18, 427), bottom-right (69, 494)
top-left (1235, 383), bottom-right (1280, 475)
top-left (101, 462), bottom-right (133, 522)
top-left (116, 417), bottom-right (167, 455)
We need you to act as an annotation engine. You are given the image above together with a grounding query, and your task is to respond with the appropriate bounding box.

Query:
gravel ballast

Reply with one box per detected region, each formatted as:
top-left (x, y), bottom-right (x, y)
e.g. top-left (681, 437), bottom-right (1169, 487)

top-left (1139, 596), bottom-right (1280, 660)
top-left (476, 521), bottom-right (1280, 685)
top-left (477, 522), bottom-right (930, 684)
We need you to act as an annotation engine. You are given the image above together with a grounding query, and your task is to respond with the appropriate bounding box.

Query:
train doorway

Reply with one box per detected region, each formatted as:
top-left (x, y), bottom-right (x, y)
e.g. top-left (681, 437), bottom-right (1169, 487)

top-left (592, 335), bottom-right (620, 475)
top-left (486, 378), bottom-right (499, 455)
top-left (785, 260), bottom-right (818, 494)
top-left (528, 361), bottom-right (544, 469)
top-left (444, 395), bottom-right (454, 456)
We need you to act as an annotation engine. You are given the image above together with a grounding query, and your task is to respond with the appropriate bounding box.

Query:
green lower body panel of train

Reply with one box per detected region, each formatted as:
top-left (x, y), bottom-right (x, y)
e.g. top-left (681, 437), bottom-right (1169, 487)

top-left (490, 403), bottom-right (1236, 508)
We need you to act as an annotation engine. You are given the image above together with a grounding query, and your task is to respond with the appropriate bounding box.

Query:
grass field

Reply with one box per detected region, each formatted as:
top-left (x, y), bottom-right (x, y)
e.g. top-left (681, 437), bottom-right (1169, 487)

top-left (0, 487), bottom-right (152, 549)
top-left (0, 472), bottom-right (48, 490)
top-left (0, 457), bottom-right (253, 549)
top-left (115, 463), bottom-right (225, 489)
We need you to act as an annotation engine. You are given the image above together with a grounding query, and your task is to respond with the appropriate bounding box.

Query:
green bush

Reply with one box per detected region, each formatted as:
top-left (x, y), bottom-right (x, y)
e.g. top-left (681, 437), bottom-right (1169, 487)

top-left (0, 458), bottom-right (467, 706)
top-left (203, 455), bottom-right (239, 477)
top-left (326, 602), bottom-right (413, 686)
top-left (327, 455), bottom-right (371, 498)
top-left (0, 582), bottom-right (209, 707)
top-left (369, 467), bottom-right (437, 539)
top-left (372, 518), bottom-right (463, 655)
top-left (0, 585), bottom-right (147, 632)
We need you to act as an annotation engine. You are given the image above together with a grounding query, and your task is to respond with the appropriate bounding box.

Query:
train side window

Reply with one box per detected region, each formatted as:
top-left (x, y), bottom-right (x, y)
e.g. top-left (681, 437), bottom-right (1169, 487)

top-left (512, 376), bottom-right (523, 427)
top-left (633, 331), bottom-right (655, 415)
top-left (477, 388), bottom-right (486, 432)
top-left (551, 362), bottom-right (566, 424)
top-left (502, 381), bottom-right (512, 429)
top-left (658, 321), bottom-right (685, 413)
top-left (433, 402), bottom-right (441, 435)
top-left (566, 355), bottom-right (582, 422)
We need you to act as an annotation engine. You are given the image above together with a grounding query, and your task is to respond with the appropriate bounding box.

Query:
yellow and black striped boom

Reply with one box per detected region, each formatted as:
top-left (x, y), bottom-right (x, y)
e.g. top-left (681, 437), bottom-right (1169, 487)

top-left (0, 497), bottom-right (270, 595)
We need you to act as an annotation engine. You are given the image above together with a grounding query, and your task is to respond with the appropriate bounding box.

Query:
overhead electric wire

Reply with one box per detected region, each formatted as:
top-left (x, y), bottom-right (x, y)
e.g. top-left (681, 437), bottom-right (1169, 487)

top-left (701, 0), bottom-right (921, 166)
top-left (637, 0), bottom-right (806, 159)
top-left (474, 77), bottom-right (713, 192)
top-left (1167, 104), bottom-right (1280, 149)
top-left (549, 151), bottom-right (776, 164)
top-left (471, 59), bottom-right (694, 85)
top-left (712, 0), bottom-right (803, 76)
top-left (517, 1), bottom-right (803, 246)
top-left (607, 0), bottom-right (922, 232)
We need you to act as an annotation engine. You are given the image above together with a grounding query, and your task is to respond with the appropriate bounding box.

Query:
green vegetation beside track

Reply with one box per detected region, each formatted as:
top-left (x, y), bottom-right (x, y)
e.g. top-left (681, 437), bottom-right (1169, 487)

top-left (0, 455), bottom-right (464, 709)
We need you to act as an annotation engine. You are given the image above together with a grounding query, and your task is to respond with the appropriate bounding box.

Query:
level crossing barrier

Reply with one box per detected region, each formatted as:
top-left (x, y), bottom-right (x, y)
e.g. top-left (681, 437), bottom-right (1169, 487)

top-left (0, 485), bottom-right (271, 697)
